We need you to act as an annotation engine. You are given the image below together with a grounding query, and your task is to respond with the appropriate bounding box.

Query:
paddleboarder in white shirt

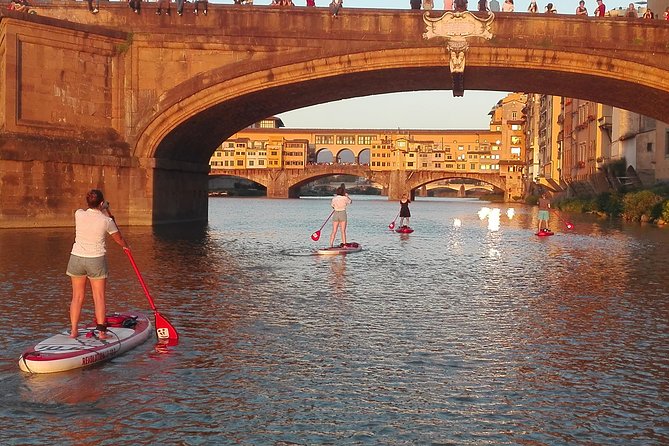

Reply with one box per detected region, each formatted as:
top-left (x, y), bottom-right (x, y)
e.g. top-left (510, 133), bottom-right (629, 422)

top-left (66, 189), bottom-right (128, 339)
top-left (330, 184), bottom-right (352, 248)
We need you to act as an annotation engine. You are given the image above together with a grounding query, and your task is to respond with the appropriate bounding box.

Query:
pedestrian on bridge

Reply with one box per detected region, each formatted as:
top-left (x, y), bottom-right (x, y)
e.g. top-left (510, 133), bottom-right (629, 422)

top-left (330, 184), bottom-right (352, 248)
top-left (575, 0), bottom-right (587, 14)
top-left (594, 0), bottom-right (606, 16)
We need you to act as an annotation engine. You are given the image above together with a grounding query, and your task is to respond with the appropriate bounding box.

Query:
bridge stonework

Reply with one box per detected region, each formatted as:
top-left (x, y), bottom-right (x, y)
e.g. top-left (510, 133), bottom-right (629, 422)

top-left (1, 4), bottom-right (668, 227)
top-left (211, 165), bottom-right (504, 199)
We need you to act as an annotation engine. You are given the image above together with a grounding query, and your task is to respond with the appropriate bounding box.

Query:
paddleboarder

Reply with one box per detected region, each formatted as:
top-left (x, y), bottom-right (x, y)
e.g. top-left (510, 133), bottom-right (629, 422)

top-left (537, 192), bottom-right (551, 232)
top-left (399, 194), bottom-right (411, 228)
top-left (330, 184), bottom-right (352, 248)
top-left (66, 190), bottom-right (128, 340)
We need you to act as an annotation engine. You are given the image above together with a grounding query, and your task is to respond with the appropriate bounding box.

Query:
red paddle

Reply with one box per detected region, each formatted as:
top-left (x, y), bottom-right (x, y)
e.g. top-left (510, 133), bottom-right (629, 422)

top-left (124, 248), bottom-right (180, 343)
top-left (109, 212), bottom-right (179, 342)
top-left (552, 209), bottom-right (574, 230)
top-left (388, 211), bottom-right (400, 230)
top-left (311, 210), bottom-right (335, 241)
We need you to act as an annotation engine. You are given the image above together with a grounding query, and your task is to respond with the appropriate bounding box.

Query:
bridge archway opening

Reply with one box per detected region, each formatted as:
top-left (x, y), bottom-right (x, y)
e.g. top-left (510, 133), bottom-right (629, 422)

top-left (414, 176), bottom-right (504, 199)
top-left (316, 148), bottom-right (334, 164)
top-left (294, 173), bottom-right (381, 198)
top-left (135, 33), bottom-right (669, 222)
top-left (336, 149), bottom-right (355, 165)
top-left (208, 174), bottom-right (267, 197)
top-left (358, 148), bottom-right (371, 165)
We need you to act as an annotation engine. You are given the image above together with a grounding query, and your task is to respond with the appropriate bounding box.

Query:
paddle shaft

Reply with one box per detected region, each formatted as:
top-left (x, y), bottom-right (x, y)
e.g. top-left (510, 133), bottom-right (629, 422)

top-left (318, 210), bottom-right (335, 232)
top-left (124, 248), bottom-right (158, 312)
top-left (389, 211), bottom-right (400, 229)
top-left (111, 214), bottom-right (179, 341)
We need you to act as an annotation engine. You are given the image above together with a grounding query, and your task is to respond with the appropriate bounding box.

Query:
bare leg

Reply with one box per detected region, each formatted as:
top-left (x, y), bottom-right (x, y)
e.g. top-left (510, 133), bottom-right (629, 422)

top-left (90, 278), bottom-right (107, 339)
top-left (330, 221), bottom-right (341, 247)
top-left (70, 276), bottom-right (87, 338)
top-left (341, 221), bottom-right (347, 245)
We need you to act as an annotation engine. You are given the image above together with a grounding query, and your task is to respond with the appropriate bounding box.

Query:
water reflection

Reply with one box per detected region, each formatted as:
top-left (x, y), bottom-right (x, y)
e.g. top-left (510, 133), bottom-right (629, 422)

top-left (1, 197), bottom-right (668, 445)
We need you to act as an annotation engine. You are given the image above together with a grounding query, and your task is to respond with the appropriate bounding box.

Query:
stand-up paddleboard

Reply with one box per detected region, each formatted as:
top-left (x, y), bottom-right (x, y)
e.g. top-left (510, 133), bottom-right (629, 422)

top-left (395, 226), bottom-right (414, 234)
top-left (18, 313), bottom-right (152, 374)
top-left (536, 229), bottom-right (554, 237)
top-left (316, 242), bottom-right (362, 255)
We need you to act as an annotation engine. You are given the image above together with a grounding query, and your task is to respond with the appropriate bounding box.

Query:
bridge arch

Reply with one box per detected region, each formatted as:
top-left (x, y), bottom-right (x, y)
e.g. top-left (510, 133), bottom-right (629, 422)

top-left (135, 15), bottom-right (669, 166)
top-left (408, 171), bottom-right (506, 195)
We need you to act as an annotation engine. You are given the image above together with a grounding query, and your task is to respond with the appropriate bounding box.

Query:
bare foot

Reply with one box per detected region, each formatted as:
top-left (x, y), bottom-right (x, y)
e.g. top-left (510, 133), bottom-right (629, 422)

top-left (98, 331), bottom-right (108, 340)
top-left (69, 331), bottom-right (79, 338)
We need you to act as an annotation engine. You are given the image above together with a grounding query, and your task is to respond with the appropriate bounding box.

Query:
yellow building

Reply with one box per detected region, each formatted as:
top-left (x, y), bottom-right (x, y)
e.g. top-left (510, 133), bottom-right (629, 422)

top-left (283, 139), bottom-right (308, 169)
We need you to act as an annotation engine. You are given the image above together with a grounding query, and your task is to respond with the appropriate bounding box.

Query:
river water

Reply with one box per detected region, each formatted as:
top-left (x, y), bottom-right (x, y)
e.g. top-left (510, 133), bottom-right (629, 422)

top-left (1, 196), bottom-right (668, 445)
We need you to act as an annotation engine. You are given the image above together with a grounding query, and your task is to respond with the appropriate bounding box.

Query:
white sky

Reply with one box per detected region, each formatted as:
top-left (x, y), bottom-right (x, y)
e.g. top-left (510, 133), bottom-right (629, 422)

top-left (234, 0), bottom-right (644, 130)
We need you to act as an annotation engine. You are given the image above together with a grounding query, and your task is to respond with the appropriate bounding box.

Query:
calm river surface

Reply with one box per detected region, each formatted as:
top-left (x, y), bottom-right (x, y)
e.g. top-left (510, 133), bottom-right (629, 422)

top-left (1, 196), bottom-right (668, 445)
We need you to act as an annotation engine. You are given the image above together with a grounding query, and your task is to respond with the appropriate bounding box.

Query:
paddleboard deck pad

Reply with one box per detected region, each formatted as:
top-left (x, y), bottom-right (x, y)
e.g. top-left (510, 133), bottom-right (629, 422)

top-left (317, 243), bottom-right (362, 255)
top-left (19, 313), bottom-right (152, 374)
top-left (395, 227), bottom-right (414, 233)
top-left (536, 229), bottom-right (554, 237)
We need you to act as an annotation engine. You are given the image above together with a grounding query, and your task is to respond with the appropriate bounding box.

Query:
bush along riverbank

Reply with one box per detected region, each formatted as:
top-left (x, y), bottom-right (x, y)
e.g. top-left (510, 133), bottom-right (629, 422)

top-left (551, 184), bottom-right (669, 226)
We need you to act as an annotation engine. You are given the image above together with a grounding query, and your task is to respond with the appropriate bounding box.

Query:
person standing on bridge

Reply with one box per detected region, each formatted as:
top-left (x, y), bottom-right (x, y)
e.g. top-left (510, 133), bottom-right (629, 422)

top-left (527, 0), bottom-right (538, 13)
top-left (156, 0), bottom-right (171, 15)
top-left (330, 0), bottom-right (342, 17)
top-left (330, 184), bottom-right (352, 248)
top-left (399, 194), bottom-right (411, 228)
top-left (575, 0), bottom-right (587, 14)
top-left (87, 0), bottom-right (99, 14)
top-left (594, 0), bottom-right (606, 16)
top-left (66, 190), bottom-right (129, 340)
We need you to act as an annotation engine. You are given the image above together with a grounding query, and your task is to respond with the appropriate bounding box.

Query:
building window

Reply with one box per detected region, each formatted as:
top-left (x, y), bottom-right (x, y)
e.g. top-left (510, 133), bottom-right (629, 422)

top-left (315, 135), bottom-right (334, 144)
top-left (666, 131), bottom-right (669, 157)
top-left (511, 124), bottom-right (521, 131)
top-left (358, 135), bottom-right (374, 145)
top-left (647, 142), bottom-right (653, 153)
top-left (336, 135), bottom-right (356, 145)
top-left (259, 119), bottom-right (275, 128)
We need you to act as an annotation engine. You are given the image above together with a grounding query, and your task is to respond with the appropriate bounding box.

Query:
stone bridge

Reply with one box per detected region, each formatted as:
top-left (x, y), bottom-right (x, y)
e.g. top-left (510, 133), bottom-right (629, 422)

top-left (210, 163), bottom-right (505, 198)
top-left (1, 3), bottom-right (669, 226)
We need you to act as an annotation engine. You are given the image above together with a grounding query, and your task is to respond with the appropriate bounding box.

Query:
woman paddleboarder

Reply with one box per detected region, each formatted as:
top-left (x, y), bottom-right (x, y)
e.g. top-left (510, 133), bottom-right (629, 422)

top-left (330, 184), bottom-right (352, 247)
top-left (399, 194), bottom-right (411, 228)
top-left (66, 190), bottom-right (128, 339)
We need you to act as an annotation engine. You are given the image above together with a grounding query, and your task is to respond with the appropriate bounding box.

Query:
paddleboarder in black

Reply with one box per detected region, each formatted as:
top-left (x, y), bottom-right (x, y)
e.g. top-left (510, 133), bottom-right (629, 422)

top-left (399, 194), bottom-right (411, 228)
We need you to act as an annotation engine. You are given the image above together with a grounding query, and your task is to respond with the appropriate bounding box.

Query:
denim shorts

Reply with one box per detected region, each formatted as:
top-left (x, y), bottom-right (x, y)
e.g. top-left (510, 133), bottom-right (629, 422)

top-left (66, 255), bottom-right (109, 279)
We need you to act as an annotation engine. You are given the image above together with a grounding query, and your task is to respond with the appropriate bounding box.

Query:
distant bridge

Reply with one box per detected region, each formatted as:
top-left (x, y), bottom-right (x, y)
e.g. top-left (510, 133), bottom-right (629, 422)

top-left (209, 164), bottom-right (505, 198)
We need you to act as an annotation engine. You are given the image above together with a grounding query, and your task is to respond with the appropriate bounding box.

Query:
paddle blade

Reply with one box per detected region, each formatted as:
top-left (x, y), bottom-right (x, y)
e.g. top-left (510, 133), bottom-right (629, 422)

top-left (311, 230), bottom-right (321, 241)
top-left (388, 222), bottom-right (395, 230)
top-left (565, 222), bottom-right (574, 230)
top-left (154, 311), bottom-right (179, 343)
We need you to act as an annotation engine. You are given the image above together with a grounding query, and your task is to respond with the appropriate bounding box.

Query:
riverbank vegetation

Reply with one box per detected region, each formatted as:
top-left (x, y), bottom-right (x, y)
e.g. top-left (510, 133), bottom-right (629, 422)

top-left (551, 184), bottom-right (669, 225)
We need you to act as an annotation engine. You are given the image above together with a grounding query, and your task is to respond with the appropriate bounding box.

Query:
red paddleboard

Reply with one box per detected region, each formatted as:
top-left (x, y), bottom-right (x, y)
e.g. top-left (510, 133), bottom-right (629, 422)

top-left (317, 242), bottom-right (362, 255)
top-left (18, 313), bottom-right (152, 374)
top-left (536, 229), bottom-right (554, 237)
top-left (395, 226), bottom-right (414, 234)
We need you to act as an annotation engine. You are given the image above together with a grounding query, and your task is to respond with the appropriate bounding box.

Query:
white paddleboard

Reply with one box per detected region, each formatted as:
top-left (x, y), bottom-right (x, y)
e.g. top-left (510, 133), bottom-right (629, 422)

top-left (316, 243), bottom-right (362, 255)
top-left (18, 313), bottom-right (152, 374)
